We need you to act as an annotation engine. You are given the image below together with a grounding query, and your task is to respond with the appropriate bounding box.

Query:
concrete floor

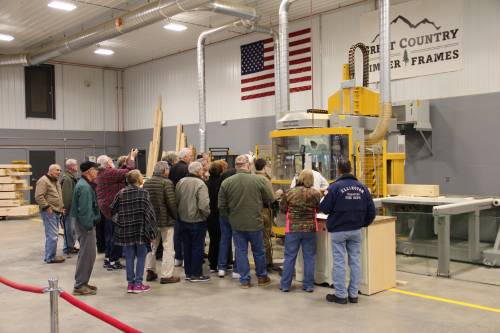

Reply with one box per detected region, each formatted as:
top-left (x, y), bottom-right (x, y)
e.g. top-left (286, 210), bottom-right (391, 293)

top-left (1, 218), bottom-right (499, 333)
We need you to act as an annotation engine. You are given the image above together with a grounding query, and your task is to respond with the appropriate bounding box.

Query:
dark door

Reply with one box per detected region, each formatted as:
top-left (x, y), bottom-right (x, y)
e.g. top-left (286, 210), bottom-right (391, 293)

top-left (30, 150), bottom-right (56, 204)
top-left (136, 149), bottom-right (147, 175)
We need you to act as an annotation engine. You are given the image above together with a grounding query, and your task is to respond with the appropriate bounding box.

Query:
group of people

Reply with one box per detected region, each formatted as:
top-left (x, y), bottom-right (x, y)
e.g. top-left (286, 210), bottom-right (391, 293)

top-left (35, 146), bottom-right (375, 304)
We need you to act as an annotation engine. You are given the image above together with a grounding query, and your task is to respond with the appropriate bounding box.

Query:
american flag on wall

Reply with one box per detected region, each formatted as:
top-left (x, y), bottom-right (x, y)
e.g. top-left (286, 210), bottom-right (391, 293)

top-left (240, 28), bottom-right (312, 100)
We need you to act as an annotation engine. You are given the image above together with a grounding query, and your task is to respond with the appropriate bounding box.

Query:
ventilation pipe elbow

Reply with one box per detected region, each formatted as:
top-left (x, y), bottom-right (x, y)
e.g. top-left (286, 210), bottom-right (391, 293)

top-left (366, 0), bottom-right (392, 141)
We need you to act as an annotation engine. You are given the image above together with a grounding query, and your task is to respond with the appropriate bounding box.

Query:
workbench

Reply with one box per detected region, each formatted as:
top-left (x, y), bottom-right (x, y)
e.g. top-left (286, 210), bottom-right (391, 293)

top-left (295, 215), bottom-right (396, 295)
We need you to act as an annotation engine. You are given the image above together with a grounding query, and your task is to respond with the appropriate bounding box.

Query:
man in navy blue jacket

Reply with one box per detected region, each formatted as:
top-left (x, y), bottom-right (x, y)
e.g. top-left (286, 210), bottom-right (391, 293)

top-left (319, 159), bottom-right (375, 304)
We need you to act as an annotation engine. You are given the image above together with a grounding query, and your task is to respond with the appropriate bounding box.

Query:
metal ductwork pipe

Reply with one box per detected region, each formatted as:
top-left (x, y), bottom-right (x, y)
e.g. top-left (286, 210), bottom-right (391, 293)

top-left (0, 0), bottom-right (259, 67)
top-left (278, 0), bottom-right (296, 114)
top-left (197, 21), bottom-right (278, 153)
top-left (366, 0), bottom-right (392, 141)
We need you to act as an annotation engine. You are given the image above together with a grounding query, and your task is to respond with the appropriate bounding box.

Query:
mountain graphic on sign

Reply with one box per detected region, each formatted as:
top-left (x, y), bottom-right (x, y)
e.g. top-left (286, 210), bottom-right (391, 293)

top-left (371, 15), bottom-right (441, 43)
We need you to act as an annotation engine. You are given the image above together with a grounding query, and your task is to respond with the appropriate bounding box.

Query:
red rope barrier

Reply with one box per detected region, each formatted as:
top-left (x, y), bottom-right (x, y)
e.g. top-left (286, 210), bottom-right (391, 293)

top-left (0, 276), bottom-right (45, 294)
top-left (59, 291), bottom-right (142, 333)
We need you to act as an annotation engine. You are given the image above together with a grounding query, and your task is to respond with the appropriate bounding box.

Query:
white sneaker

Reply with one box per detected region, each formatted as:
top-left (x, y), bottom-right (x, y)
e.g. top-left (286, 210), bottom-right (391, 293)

top-left (232, 272), bottom-right (241, 279)
top-left (174, 259), bottom-right (183, 267)
top-left (218, 270), bottom-right (225, 278)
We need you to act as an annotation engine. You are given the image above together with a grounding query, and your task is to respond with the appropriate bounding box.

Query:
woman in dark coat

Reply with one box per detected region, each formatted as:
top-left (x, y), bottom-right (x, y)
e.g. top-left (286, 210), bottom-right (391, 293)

top-left (206, 161), bottom-right (223, 272)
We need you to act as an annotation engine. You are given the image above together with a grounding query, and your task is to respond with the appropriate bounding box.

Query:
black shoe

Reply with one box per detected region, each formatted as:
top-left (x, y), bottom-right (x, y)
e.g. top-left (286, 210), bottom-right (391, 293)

top-left (348, 297), bottom-right (358, 303)
top-left (107, 261), bottom-right (124, 271)
top-left (326, 294), bottom-right (347, 304)
top-left (146, 270), bottom-right (158, 282)
top-left (103, 259), bottom-right (110, 269)
top-left (189, 275), bottom-right (210, 282)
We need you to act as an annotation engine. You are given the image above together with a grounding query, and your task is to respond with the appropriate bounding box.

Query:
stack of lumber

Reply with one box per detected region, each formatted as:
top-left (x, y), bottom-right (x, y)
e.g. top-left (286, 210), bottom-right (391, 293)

top-left (387, 184), bottom-right (440, 197)
top-left (0, 163), bottom-right (39, 217)
top-left (146, 96), bottom-right (163, 177)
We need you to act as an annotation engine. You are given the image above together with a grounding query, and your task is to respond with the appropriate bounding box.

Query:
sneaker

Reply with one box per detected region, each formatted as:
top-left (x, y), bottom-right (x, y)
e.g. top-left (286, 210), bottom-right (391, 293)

top-left (85, 284), bottom-right (98, 291)
top-left (73, 285), bottom-right (96, 296)
top-left (47, 256), bottom-right (65, 264)
top-left (326, 294), bottom-right (347, 304)
top-left (107, 261), bottom-right (124, 271)
top-left (127, 283), bottom-right (135, 294)
top-left (348, 296), bottom-right (359, 304)
top-left (240, 282), bottom-right (251, 289)
top-left (133, 283), bottom-right (151, 293)
top-left (257, 276), bottom-right (271, 287)
top-left (174, 259), bottom-right (183, 267)
top-left (209, 269), bottom-right (217, 273)
top-left (146, 270), bottom-right (158, 282)
top-left (184, 276), bottom-right (191, 281)
top-left (69, 247), bottom-right (80, 254)
top-left (189, 275), bottom-right (210, 283)
top-left (218, 270), bottom-right (226, 278)
top-left (231, 272), bottom-right (240, 279)
top-left (280, 287), bottom-right (290, 292)
top-left (103, 259), bottom-right (110, 269)
top-left (303, 287), bottom-right (314, 293)
top-left (160, 276), bottom-right (181, 284)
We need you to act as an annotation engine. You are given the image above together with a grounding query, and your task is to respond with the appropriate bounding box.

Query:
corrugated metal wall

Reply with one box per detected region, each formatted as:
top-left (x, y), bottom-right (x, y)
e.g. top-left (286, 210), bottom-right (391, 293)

top-left (0, 64), bottom-right (120, 131)
top-left (123, 0), bottom-right (500, 131)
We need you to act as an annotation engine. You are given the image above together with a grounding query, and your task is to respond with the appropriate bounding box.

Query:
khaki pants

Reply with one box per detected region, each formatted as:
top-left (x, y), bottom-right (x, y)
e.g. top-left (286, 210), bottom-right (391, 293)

top-left (146, 227), bottom-right (175, 278)
top-left (262, 208), bottom-right (273, 266)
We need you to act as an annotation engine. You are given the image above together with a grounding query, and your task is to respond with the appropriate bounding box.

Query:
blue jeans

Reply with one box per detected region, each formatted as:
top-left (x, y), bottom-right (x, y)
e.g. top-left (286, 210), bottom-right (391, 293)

top-left (178, 221), bottom-right (207, 277)
top-left (41, 211), bottom-right (60, 262)
top-left (62, 214), bottom-right (76, 254)
top-left (280, 232), bottom-right (316, 291)
top-left (174, 220), bottom-right (183, 260)
top-left (123, 244), bottom-right (148, 284)
top-left (233, 230), bottom-right (267, 284)
top-left (218, 216), bottom-right (236, 271)
top-left (331, 229), bottom-right (362, 298)
top-left (104, 218), bottom-right (122, 262)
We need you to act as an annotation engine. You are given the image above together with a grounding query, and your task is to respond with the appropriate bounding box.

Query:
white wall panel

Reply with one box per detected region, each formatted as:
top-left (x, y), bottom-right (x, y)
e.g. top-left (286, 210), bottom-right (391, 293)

top-left (0, 64), bottom-right (120, 131)
top-left (124, 0), bottom-right (500, 131)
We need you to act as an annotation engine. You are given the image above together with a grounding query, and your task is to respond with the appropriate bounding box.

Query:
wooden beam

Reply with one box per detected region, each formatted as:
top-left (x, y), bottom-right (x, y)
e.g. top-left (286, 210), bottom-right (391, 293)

top-left (0, 199), bottom-right (23, 207)
top-left (0, 192), bottom-right (18, 199)
top-left (0, 164), bottom-right (31, 169)
top-left (387, 184), bottom-right (440, 197)
top-left (0, 177), bottom-right (27, 184)
top-left (175, 124), bottom-right (183, 152)
top-left (0, 170), bottom-right (32, 176)
top-left (0, 205), bottom-right (39, 217)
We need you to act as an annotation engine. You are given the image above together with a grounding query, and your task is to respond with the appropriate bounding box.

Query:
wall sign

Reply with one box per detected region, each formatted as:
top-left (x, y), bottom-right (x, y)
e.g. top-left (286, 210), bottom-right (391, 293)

top-left (360, 0), bottom-right (463, 82)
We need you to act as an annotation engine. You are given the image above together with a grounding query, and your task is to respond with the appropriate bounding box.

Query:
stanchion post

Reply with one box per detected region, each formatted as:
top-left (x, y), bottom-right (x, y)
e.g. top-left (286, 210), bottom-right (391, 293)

top-left (48, 277), bottom-right (60, 333)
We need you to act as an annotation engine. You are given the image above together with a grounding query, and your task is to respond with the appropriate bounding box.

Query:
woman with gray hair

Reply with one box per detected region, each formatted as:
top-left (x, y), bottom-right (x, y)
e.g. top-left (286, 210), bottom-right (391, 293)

top-left (143, 161), bottom-right (180, 284)
top-left (161, 151), bottom-right (178, 168)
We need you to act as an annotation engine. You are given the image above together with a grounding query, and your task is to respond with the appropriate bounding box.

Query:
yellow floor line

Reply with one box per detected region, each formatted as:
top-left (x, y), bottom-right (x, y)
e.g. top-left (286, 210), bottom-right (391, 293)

top-left (389, 288), bottom-right (500, 314)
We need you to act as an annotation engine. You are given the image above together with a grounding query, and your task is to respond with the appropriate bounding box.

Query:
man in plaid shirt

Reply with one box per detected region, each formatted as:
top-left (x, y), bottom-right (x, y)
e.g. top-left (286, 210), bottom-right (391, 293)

top-left (96, 148), bottom-right (138, 270)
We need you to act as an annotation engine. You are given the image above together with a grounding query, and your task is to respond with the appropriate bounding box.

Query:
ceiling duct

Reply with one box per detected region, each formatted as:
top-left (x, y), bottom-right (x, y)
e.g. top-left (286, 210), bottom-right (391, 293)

top-left (0, 0), bottom-right (259, 66)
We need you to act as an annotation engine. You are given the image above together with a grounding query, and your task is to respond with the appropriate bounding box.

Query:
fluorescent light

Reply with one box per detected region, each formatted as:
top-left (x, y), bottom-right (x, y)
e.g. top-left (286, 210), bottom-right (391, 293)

top-left (0, 33), bottom-right (14, 42)
top-left (94, 48), bottom-right (114, 55)
top-left (163, 23), bottom-right (187, 32)
top-left (48, 1), bottom-right (77, 11)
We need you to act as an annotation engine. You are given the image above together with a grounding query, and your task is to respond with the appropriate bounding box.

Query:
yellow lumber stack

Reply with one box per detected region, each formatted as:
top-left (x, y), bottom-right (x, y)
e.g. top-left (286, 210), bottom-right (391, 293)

top-left (0, 163), bottom-right (39, 217)
top-left (146, 97), bottom-right (163, 177)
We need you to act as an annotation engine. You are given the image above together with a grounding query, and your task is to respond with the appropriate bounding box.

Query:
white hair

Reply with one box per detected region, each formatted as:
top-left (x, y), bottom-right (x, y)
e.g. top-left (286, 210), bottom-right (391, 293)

top-left (48, 164), bottom-right (61, 172)
top-left (96, 155), bottom-right (110, 168)
top-left (65, 159), bottom-right (77, 167)
top-left (153, 161), bottom-right (170, 177)
top-left (188, 161), bottom-right (203, 175)
top-left (235, 155), bottom-right (249, 169)
top-left (178, 148), bottom-right (192, 160)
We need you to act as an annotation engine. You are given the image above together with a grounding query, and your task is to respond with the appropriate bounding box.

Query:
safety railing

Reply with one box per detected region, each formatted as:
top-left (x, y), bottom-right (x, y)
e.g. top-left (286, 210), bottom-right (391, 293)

top-left (0, 276), bottom-right (142, 333)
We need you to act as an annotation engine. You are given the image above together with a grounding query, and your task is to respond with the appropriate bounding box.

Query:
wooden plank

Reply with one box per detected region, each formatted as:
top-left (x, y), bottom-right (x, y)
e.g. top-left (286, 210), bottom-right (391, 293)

top-left (0, 177), bottom-right (26, 184)
top-left (0, 192), bottom-right (18, 199)
top-left (0, 199), bottom-right (23, 207)
top-left (0, 184), bottom-right (31, 191)
top-left (0, 205), bottom-right (39, 217)
top-left (0, 164), bottom-right (31, 169)
top-left (146, 141), bottom-right (153, 176)
top-left (387, 184), bottom-right (440, 197)
top-left (146, 97), bottom-right (163, 177)
top-left (0, 169), bottom-right (32, 176)
top-left (180, 133), bottom-right (186, 150)
top-left (175, 124), bottom-right (182, 151)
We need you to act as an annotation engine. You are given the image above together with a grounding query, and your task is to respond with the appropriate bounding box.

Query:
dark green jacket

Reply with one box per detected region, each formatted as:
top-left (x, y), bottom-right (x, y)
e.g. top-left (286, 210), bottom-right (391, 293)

top-left (218, 169), bottom-right (274, 232)
top-left (143, 175), bottom-right (177, 228)
top-left (70, 177), bottom-right (100, 231)
top-left (61, 170), bottom-right (77, 211)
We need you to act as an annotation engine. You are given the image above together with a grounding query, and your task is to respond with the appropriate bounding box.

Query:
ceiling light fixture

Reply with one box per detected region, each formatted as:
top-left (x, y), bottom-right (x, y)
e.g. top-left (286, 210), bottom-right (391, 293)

top-left (94, 48), bottom-right (114, 55)
top-left (48, 1), bottom-right (77, 11)
top-left (0, 33), bottom-right (15, 42)
top-left (163, 23), bottom-right (187, 32)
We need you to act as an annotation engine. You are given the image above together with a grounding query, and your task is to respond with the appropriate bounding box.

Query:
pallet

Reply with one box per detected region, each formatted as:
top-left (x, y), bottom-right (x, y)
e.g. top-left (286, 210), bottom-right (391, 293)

top-left (0, 205), bottom-right (39, 217)
top-left (0, 170), bottom-right (32, 176)
top-left (0, 200), bottom-right (23, 207)
top-left (387, 184), bottom-right (440, 197)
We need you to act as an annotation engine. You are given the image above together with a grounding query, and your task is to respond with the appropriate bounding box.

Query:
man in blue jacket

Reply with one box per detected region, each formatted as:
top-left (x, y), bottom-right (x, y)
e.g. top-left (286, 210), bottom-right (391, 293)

top-left (319, 159), bottom-right (375, 304)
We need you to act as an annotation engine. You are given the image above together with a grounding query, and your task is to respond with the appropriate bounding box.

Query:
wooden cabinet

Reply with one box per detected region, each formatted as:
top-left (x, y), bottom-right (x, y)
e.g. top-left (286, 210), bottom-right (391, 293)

top-left (295, 215), bottom-right (396, 295)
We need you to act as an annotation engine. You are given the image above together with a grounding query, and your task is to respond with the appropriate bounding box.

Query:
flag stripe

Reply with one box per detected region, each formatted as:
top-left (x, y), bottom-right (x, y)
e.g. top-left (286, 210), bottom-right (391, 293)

top-left (290, 76), bottom-right (312, 84)
top-left (290, 57), bottom-right (311, 65)
top-left (290, 85), bottom-right (312, 92)
top-left (289, 38), bottom-right (311, 47)
top-left (241, 91), bottom-right (276, 100)
top-left (289, 28), bottom-right (311, 38)
top-left (290, 66), bottom-right (312, 74)
top-left (241, 73), bottom-right (274, 84)
top-left (241, 81), bottom-right (275, 93)
top-left (289, 47), bottom-right (311, 57)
